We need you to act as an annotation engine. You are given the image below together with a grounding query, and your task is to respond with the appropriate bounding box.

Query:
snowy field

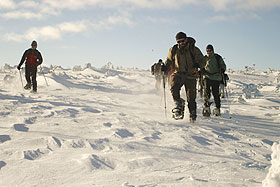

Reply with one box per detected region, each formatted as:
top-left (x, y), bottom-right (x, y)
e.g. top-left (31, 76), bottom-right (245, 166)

top-left (0, 64), bottom-right (280, 187)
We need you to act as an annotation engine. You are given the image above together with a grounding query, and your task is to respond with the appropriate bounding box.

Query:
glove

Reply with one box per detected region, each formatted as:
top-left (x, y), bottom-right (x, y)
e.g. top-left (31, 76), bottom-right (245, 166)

top-left (17, 65), bottom-right (21, 70)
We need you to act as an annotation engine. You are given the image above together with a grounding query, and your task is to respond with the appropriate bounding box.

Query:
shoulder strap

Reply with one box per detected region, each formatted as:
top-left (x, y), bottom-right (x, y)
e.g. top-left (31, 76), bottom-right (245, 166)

top-left (171, 44), bottom-right (177, 61)
top-left (187, 37), bottom-right (196, 65)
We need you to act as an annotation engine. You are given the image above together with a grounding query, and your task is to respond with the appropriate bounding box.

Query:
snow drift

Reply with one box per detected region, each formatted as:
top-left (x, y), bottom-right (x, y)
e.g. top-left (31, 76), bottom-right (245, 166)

top-left (0, 64), bottom-right (279, 187)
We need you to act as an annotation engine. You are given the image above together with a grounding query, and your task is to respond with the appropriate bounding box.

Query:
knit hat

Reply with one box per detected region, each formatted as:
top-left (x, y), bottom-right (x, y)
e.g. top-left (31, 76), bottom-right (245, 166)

top-left (175, 32), bottom-right (187, 41)
top-left (206, 44), bottom-right (214, 51)
top-left (31, 40), bottom-right (37, 47)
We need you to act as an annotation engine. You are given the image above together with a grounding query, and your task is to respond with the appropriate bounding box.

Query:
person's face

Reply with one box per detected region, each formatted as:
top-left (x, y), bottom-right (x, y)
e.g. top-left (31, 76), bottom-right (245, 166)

top-left (206, 49), bottom-right (213, 56)
top-left (31, 44), bottom-right (37, 50)
top-left (177, 38), bottom-right (187, 48)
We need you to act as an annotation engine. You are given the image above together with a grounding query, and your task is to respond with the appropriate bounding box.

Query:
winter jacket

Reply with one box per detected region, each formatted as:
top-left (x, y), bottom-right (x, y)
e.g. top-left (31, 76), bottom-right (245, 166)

top-left (165, 37), bottom-right (205, 79)
top-left (152, 62), bottom-right (163, 76)
top-left (203, 53), bottom-right (226, 81)
top-left (19, 48), bottom-right (43, 68)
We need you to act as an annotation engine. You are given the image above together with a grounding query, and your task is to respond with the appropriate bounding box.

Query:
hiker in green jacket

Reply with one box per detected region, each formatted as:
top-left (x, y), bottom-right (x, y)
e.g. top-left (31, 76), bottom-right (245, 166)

top-left (162, 32), bottom-right (205, 122)
top-left (202, 44), bottom-right (226, 117)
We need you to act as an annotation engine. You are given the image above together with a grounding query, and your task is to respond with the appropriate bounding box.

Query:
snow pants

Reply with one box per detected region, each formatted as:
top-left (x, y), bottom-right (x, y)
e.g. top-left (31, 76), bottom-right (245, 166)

top-left (25, 67), bottom-right (37, 91)
top-left (170, 72), bottom-right (197, 117)
top-left (203, 78), bottom-right (221, 109)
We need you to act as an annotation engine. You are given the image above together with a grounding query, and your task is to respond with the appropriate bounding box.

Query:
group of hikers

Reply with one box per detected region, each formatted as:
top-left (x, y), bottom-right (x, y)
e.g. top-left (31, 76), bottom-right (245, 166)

top-left (17, 33), bottom-right (227, 122)
top-left (151, 31), bottom-right (228, 122)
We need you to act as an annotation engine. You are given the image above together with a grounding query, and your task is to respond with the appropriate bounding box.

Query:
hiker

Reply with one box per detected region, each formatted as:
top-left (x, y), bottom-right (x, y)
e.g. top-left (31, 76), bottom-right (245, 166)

top-left (162, 32), bottom-right (205, 122)
top-left (17, 40), bottom-right (43, 93)
top-left (151, 59), bottom-right (164, 89)
top-left (202, 44), bottom-right (226, 117)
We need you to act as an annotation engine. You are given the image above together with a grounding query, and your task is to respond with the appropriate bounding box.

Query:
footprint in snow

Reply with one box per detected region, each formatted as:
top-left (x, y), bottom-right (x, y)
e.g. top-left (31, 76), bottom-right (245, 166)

top-left (82, 107), bottom-right (101, 114)
top-left (0, 161), bottom-right (7, 169)
top-left (115, 129), bottom-right (134, 138)
top-left (0, 135), bottom-right (11, 143)
top-left (192, 136), bottom-right (212, 146)
top-left (89, 154), bottom-right (114, 170)
top-left (103, 122), bottom-right (112, 127)
top-left (24, 117), bottom-right (37, 124)
top-left (23, 149), bottom-right (44, 160)
top-left (13, 124), bottom-right (29, 132)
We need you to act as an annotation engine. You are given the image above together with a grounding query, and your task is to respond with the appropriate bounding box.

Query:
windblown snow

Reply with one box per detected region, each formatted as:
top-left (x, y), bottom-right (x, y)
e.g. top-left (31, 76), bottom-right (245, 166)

top-left (0, 64), bottom-right (279, 187)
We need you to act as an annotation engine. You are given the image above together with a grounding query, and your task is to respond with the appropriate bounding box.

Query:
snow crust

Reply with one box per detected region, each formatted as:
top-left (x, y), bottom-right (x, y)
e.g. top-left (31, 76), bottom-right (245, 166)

top-left (0, 64), bottom-right (279, 187)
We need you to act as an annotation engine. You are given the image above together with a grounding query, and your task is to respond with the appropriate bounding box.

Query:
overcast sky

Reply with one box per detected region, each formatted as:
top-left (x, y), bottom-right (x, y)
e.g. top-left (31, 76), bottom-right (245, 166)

top-left (0, 0), bottom-right (279, 70)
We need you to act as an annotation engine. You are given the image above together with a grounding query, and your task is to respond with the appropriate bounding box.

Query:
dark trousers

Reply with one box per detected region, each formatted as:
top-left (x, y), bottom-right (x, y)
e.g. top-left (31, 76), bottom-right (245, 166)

top-left (25, 67), bottom-right (37, 91)
top-left (203, 78), bottom-right (221, 109)
top-left (170, 73), bottom-right (197, 113)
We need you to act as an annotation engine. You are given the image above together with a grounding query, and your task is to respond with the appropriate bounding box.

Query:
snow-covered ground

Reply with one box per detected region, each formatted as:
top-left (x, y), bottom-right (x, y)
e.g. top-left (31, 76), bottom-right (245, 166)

top-left (0, 64), bottom-right (279, 187)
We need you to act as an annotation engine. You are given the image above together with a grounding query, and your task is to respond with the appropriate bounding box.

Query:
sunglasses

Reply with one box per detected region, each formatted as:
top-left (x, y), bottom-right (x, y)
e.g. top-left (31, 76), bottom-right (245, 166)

top-left (206, 49), bottom-right (212, 52)
top-left (177, 39), bottom-right (185, 44)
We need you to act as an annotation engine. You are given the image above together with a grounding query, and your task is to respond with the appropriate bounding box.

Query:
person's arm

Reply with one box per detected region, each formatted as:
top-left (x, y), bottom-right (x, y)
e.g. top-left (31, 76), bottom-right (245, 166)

top-left (17, 50), bottom-right (28, 70)
top-left (36, 50), bottom-right (43, 66)
top-left (194, 47), bottom-right (206, 69)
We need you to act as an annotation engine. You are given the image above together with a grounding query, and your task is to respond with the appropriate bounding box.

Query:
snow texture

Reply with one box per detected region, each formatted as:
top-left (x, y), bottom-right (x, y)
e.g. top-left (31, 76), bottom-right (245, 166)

top-left (0, 64), bottom-right (279, 187)
top-left (263, 142), bottom-right (280, 187)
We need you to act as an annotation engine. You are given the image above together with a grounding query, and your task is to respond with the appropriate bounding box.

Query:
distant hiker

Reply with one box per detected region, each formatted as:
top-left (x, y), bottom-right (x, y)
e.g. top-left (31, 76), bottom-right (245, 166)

top-left (161, 32), bottom-right (205, 122)
top-left (17, 41), bottom-right (43, 93)
top-left (202, 44), bottom-right (226, 117)
top-left (151, 59), bottom-right (165, 89)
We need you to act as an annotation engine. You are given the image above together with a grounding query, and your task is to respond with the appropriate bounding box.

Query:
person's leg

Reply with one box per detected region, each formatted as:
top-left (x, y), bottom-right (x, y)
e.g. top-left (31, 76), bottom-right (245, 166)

top-left (203, 78), bottom-right (211, 106)
top-left (170, 73), bottom-right (183, 105)
top-left (31, 68), bottom-right (37, 91)
top-left (212, 80), bottom-right (221, 109)
top-left (170, 73), bottom-right (184, 119)
top-left (25, 67), bottom-right (31, 84)
top-left (185, 79), bottom-right (197, 121)
top-left (24, 67), bottom-right (32, 89)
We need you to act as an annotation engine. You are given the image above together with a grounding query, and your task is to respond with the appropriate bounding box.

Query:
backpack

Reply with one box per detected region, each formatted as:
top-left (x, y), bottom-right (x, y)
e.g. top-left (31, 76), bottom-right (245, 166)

top-left (214, 54), bottom-right (229, 85)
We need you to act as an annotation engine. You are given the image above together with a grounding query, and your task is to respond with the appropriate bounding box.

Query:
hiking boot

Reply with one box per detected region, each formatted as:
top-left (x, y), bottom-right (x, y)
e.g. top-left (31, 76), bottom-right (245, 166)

top-left (24, 83), bottom-right (31, 90)
top-left (213, 107), bottom-right (221, 116)
top-left (30, 89), bottom-right (37, 93)
top-left (202, 106), bottom-right (211, 117)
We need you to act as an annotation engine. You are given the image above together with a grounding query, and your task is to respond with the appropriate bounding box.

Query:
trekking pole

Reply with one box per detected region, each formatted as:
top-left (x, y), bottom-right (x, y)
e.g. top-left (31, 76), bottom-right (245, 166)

top-left (222, 73), bottom-right (232, 119)
top-left (40, 65), bottom-right (49, 86)
top-left (18, 68), bottom-right (24, 89)
top-left (162, 74), bottom-right (167, 118)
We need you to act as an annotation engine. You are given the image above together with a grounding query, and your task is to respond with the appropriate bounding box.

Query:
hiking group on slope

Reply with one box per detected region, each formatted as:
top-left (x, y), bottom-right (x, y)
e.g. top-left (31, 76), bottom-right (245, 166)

top-left (152, 31), bottom-right (228, 122)
top-left (17, 33), bottom-right (227, 121)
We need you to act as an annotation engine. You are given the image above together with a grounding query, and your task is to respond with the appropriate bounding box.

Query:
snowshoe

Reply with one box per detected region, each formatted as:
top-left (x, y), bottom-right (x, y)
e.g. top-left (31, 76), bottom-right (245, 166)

top-left (202, 106), bottom-right (211, 117)
top-left (172, 99), bottom-right (185, 120)
top-left (24, 83), bottom-right (31, 90)
top-left (213, 107), bottom-right (221, 116)
top-left (172, 107), bottom-right (184, 120)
